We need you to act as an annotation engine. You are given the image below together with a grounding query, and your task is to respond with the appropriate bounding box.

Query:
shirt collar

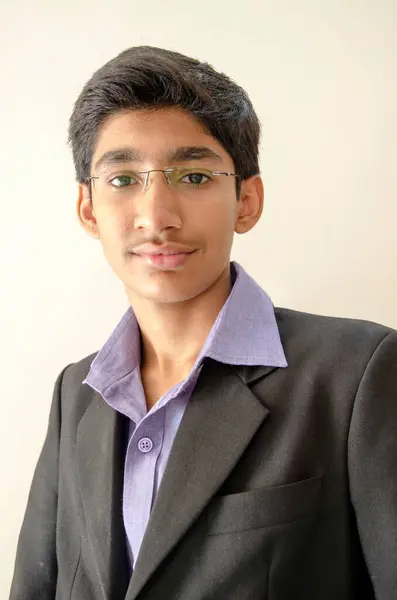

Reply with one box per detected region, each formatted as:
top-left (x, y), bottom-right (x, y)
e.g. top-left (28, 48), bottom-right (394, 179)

top-left (83, 261), bottom-right (287, 393)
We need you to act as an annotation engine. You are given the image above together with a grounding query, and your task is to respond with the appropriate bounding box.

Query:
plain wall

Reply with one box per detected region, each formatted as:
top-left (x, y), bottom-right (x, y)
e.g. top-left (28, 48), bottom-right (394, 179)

top-left (1, 0), bottom-right (396, 594)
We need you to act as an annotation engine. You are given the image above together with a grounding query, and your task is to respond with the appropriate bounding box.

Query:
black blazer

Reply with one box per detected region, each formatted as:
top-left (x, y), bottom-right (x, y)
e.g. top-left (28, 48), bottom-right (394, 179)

top-left (9, 308), bottom-right (397, 599)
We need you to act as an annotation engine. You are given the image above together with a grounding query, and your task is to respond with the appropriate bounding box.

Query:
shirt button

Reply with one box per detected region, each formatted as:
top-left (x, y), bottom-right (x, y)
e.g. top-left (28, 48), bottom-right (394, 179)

top-left (138, 437), bottom-right (153, 453)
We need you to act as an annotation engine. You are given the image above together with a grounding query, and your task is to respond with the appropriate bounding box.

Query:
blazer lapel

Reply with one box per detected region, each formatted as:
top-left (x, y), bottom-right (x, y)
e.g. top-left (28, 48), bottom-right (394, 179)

top-left (77, 393), bottom-right (130, 599)
top-left (126, 360), bottom-right (274, 600)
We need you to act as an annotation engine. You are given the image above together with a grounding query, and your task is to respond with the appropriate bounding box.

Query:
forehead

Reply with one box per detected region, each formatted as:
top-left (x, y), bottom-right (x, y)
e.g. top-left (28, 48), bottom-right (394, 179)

top-left (92, 107), bottom-right (232, 167)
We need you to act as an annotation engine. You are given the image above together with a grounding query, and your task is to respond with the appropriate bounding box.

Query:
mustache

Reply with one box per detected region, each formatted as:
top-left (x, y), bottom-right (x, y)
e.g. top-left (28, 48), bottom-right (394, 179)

top-left (125, 235), bottom-right (196, 253)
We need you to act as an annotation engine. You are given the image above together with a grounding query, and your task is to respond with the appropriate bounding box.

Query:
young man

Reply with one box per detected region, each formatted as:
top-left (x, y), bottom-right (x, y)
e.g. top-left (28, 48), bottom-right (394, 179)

top-left (10, 46), bottom-right (397, 600)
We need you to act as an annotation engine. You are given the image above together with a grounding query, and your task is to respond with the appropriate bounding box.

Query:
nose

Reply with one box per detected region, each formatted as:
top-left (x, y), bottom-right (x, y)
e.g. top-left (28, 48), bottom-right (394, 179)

top-left (133, 170), bottom-right (182, 233)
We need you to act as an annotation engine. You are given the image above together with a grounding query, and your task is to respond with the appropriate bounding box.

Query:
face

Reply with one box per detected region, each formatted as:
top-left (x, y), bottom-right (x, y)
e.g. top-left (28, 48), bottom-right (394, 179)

top-left (77, 107), bottom-right (263, 306)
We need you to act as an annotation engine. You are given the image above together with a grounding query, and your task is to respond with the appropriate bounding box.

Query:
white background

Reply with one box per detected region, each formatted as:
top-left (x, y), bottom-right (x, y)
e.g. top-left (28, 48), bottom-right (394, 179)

top-left (1, 0), bottom-right (396, 594)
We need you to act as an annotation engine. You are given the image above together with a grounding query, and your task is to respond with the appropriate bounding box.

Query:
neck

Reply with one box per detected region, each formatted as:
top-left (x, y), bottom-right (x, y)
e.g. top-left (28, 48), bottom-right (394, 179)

top-left (129, 265), bottom-right (232, 380)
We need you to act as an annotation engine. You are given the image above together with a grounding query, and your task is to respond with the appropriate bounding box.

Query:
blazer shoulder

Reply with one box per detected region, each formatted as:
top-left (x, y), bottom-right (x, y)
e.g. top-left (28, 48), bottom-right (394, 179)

top-left (273, 306), bottom-right (395, 365)
top-left (55, 350), bottom-right (99, 422)
top-left (62, 350), bottom-right (98, 384)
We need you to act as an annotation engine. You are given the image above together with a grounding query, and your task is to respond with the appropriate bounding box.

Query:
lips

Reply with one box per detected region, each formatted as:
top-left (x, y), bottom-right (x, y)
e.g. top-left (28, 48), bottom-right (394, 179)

top-left (134, 250), bottom-right (195, 269)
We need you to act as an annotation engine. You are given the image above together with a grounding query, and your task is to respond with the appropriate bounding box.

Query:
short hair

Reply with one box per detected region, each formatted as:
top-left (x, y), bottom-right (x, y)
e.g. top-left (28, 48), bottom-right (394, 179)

top-left (68, 46), bottom-right (261, 197)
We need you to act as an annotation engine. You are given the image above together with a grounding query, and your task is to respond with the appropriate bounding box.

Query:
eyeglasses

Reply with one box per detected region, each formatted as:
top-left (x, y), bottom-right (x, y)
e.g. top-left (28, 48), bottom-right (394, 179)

top-left (88, 166), bottom-right (241, 199)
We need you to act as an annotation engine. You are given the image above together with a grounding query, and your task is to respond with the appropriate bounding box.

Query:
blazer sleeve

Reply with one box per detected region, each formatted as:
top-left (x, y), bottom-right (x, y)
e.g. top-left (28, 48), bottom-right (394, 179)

top-left (348, 330), bottom-right (397, 599)
top-left (9, 364), bottom-right (70, 600)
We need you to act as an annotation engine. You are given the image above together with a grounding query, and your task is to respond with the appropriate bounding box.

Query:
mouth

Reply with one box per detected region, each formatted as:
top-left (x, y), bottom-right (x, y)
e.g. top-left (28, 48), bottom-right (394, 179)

top-left (133, 250), bottom-right (196, 269)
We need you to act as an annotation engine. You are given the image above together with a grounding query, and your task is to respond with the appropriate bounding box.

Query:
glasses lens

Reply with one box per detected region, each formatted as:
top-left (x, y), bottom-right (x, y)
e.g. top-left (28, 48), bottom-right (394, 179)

top-left (94, 171), bottom-right (141, 198)
top-left (171, 167), bottom-right (213, 187)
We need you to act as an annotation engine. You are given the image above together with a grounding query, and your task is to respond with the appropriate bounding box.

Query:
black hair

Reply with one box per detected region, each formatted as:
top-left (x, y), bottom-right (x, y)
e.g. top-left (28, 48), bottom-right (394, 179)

top-left (68, 46), bottom-right (261, 199)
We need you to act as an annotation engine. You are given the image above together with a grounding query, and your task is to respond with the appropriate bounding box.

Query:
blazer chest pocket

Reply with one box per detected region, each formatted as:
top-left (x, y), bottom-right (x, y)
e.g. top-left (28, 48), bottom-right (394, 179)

top-left (206, 474), bottom-right (323, 535)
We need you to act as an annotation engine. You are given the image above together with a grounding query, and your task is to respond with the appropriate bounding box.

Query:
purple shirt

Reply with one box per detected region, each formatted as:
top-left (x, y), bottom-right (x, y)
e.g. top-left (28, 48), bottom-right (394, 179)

top-left (83, 261), bottom-right (287, 571)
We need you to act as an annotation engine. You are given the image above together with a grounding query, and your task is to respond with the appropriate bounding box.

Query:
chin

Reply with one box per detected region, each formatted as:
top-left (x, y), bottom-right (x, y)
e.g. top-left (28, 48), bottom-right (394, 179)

top-left (129, 274), bottom-right (213, 305)
top-left (139, 285), bottom-right (205, 305)
top-left (122, 256), bottom-right (229, 305)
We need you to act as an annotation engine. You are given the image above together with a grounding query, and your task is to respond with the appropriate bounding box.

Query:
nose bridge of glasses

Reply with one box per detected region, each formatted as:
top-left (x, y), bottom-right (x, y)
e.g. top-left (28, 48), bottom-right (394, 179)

top-left (141, 169), bottom-right (173, 191)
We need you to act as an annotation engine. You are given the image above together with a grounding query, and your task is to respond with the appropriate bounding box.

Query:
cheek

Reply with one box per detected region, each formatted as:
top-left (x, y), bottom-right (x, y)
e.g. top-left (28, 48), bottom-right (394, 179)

top-left (97, 206), bottom-right (131, 241)
top-left (198, 201), bottom-right (236, 249)
top-left (94, 209), bottom-right (128, 265)
top-left (111, 207), bottom-right (133, 235)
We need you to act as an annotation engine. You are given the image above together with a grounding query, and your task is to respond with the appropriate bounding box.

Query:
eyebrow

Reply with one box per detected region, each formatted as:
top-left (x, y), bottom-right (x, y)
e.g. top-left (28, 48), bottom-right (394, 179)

top-left (93, 145), bottom-right (224, 173)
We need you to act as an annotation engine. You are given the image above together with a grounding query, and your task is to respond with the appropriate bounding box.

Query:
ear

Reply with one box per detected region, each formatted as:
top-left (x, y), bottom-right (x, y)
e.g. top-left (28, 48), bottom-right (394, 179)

top-left (234, 175), bottom-right (264, 234)
top-left (76, 183), bottom-right (100, 239)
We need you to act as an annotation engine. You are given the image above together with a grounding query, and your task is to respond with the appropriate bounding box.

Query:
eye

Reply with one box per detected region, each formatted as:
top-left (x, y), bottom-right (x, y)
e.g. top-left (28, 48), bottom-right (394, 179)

top-left (109, 174), bottom-right (138, 188)
top-left (179, 172), bottom-right (211, 186)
